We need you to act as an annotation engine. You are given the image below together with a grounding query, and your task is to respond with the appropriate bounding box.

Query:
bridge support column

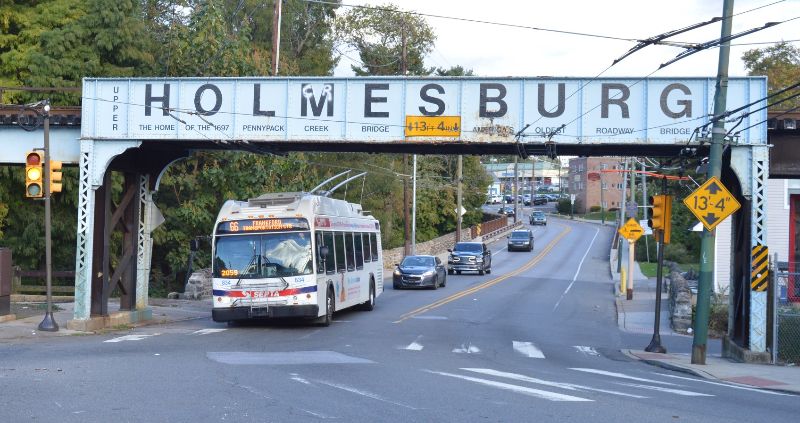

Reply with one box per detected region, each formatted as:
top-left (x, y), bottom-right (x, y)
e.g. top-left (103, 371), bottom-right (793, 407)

top-left (136, 174), bottom-right (155, 310)
top-left (729, 144), bottom-right (770, 355)
top-left (69, 139), bottom-right (141, 330)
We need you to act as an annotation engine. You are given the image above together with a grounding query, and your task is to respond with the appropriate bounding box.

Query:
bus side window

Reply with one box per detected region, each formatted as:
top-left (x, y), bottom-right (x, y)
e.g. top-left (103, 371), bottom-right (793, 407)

top-left (345, 232), bottom-right (356, 271)
top-left (362, 233), bottom-right (372, 262)
top-left (354, 232), bottom-right (364, 269)
top-left (335, 232), bottom-right (346, 273)
top-left (315, 232), bottom-right (325, 274)
top-left (370, 232), bottom-right (378, 260)
top-left (324, 231), bottom-right (336, 274)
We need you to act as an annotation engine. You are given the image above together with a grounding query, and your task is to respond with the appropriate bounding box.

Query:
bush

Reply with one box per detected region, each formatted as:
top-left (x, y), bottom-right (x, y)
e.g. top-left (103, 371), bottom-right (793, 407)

top-left (556, 198), bottom-right (580, 215)
top-left (664, 243), bottom-right (694, 263)
top-left (589, 205), bottom-right (601, 212)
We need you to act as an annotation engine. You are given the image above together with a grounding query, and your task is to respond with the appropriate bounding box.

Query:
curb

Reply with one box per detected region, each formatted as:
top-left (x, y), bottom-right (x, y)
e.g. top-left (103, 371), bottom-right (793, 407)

top-left (620, 349), bottom-right (714, 379)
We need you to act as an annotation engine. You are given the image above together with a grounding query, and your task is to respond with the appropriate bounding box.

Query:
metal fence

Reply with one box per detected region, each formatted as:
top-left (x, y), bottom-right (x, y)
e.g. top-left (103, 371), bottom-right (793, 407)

top-left (774, 260), bottom-right (800, 364)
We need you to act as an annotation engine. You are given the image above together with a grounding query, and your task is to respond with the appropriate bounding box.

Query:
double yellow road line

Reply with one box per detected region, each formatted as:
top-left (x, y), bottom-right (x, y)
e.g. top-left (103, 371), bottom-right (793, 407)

top-left (394, 224), bottom-right (572, 323)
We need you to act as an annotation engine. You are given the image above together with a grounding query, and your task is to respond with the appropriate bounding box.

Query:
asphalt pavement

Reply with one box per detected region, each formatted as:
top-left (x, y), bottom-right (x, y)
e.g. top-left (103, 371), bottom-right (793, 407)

top-left (1, 216), bottom-right (798, 422)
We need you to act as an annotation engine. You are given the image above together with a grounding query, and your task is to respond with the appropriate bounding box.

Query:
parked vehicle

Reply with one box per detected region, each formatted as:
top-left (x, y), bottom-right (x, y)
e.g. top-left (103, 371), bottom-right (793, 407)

top-left (507, 229), bottom-right (534, 252)
top-left (488, 195), bottom-right (503, 204)
top-left (393, 255), bottom-right (446, 290)
top-left (533, 195), bottom-right (548, 205)
top-left (530, 210), bottom-right (547, 226)
top-left (448, 242), bottom-right (492, 275)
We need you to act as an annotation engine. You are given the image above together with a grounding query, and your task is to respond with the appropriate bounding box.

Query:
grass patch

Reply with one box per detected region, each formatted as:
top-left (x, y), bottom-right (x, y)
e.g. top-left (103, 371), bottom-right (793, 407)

top-left (639, 262), bottom-right (669, 278)
top-left (581, 211), bottom-right (617, 221)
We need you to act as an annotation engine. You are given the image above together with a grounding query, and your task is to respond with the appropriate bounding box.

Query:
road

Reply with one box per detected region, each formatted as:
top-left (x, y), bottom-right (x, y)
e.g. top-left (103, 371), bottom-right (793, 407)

top-left (1, 218), bottom-right (796, 422)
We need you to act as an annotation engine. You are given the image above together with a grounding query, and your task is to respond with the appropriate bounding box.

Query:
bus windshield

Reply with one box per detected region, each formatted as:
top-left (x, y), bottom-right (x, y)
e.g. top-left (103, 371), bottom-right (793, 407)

top-left (213, 232), bottom-right (313, 279)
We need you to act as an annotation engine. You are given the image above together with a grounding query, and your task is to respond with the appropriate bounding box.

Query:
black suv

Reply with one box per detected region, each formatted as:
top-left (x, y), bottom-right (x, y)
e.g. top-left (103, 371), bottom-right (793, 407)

top-left (447, 242), bottom-right (492, 275)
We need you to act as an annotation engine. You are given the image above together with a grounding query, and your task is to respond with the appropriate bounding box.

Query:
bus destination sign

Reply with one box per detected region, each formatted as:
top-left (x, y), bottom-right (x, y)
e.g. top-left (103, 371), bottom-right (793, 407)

top-left (217, 218), bottom-right (309, 234)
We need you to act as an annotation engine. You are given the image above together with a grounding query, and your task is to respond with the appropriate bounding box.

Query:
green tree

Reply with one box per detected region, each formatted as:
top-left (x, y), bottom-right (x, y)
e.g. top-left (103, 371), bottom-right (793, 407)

top-left (0, 0), bottom-right (154, 104)
top-left (337, 2), bottom-right (436, 76)
top-left (742, 41), bottom-right (800, 109)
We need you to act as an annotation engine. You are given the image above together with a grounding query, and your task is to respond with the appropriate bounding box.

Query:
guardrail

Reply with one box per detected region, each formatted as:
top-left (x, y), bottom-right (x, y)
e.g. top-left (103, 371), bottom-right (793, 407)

top-left (12, 268), bottom-right (75, 295)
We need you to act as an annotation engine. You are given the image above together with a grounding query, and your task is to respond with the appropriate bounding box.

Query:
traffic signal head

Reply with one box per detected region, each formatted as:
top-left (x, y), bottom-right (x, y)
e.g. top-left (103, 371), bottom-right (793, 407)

top-left (49, 160), bottom-right (63, 193)
top-left (648, 195), bottom-right (672, 244)
top-left (25, 151), bottom-right (44, 198)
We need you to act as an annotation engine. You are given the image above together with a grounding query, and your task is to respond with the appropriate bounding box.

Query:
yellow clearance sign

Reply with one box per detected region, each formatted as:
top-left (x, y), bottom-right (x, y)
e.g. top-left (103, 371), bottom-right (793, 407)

top-left (683, 176), bottom-right (741, 231)
top-left (618, 218), bottom-right (644, 242)
top-left (405, 116), bottom-right (461, 137)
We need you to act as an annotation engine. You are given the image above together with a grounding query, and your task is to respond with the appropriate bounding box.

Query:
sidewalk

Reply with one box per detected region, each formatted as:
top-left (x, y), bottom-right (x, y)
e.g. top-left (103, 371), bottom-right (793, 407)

top-left (0, 298), bottom-right (210, 342)
top-left (622, 349), bottom-right (800, 394)
top-left (610, 235), bottom-right (800, 394)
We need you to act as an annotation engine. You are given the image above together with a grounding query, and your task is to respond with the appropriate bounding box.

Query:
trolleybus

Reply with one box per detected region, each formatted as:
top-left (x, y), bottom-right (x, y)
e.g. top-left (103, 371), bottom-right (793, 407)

top-left (211, 172), bottom-right (383, 325)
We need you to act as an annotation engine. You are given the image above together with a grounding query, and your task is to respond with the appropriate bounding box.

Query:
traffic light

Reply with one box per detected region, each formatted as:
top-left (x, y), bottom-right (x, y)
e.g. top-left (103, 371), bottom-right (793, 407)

top-left (25, 151), bottom-right (44, 198)
top-left (49, 160), bottom-right (63, 193)
top-left (648, 195), bottom-right (672, 244)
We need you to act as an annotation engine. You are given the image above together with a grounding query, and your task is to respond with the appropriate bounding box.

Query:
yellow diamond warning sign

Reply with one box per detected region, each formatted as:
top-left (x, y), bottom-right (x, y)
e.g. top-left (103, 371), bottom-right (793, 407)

top-left (683, 176), bottom-right (740, 231)
top-left (618, 218), bottom-right (644, 242)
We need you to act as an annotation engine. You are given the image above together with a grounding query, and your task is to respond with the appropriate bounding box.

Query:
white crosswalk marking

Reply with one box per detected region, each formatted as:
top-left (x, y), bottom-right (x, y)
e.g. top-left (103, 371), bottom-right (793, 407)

top-left (462, 368), bottom-right (648, 399)
top-left (452, 343), bottom-right (480, 354)
top-left (513, 341), bottom-right (545, 358)
top-left (654, 373), bottom-right (794, 396)
top-left (104, 334), bottom-right (159, 343)
top-left (618, 383), bottom-right (714, 397)
top-left (401, 335), bottom-right (424, 351)
top-left (426, 370), bottom-right (593, 402)
top-left (192, 328), bottom-right (227, 336)
top-left (574, 346), bottom-right (599, 356)
top-left (570, 368), bottom-right (676, 385)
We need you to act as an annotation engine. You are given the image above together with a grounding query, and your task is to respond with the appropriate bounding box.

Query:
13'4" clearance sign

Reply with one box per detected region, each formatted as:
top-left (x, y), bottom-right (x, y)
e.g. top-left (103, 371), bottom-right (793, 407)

top-left (81, 77), bottom-right (766, 144)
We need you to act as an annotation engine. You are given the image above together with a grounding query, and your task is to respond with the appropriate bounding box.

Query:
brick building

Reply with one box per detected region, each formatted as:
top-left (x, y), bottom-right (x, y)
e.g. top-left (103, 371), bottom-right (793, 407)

top-left (567, 157), bottom-right (624, 213)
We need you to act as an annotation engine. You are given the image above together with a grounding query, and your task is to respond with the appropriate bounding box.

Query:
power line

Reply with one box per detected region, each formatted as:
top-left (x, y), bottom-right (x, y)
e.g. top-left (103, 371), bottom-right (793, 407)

top-left (306, 0), bottom-right (640, 42)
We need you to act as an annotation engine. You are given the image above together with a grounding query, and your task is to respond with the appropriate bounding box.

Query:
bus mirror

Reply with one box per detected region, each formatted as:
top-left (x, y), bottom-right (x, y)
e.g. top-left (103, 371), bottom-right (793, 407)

top-left (189, 239), bottom-right (199, 252)
top-left (319, 245), bottom-right (329, 259)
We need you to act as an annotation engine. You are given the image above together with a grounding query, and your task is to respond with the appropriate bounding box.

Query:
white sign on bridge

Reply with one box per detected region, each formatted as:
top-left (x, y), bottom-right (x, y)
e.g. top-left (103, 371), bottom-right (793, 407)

top-left (81, 77), bottom-right (766, 144)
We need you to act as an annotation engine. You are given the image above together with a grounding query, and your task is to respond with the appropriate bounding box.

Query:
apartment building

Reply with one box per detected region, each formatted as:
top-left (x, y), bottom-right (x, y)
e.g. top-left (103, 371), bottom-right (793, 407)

top-left (567, 157), bottom-right (624, 214)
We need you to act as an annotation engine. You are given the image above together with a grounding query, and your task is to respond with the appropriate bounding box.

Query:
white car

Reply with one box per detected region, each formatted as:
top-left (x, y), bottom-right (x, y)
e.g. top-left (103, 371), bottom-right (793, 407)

top-left (489, 195), bottom-right (503, 204)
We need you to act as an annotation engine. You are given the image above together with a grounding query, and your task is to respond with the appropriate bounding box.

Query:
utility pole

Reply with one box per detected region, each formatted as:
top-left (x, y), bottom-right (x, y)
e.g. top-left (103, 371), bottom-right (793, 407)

top-left (411, 155), bottom-right (417, 255)
top-left (456, 155), bottom-right (463, 242)
top-left (38, 101), bottom-right (57, 332)
top-left (403, 155), bottom-right (410, 256)
top-left (600, 167), bottom-right (605, 225)
top-left (618, 159), bottom-right (629, 273)
top-left (693, 0), bottom-right (734, 365)
top-left (513, 156), bottom-right (519, 223)
top-left (271, 0), bottom-right (282, 76)
top-left (642, 161), bottom-right (650, 263)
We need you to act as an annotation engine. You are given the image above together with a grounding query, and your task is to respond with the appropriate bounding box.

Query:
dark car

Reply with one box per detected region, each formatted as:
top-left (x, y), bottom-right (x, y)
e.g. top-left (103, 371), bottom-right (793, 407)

top-left (393, 255), bottom-right (446, 289)
top-left (498, 206), bottom-right (515, 217)
top-left (533, 195), bottom-right (548, 205)
top-left (448, 242), bottom-right (492, 275)
top-left (507, 229), bottom-right (534, 252)
top-left (529, 210), bottom-right (547, 226)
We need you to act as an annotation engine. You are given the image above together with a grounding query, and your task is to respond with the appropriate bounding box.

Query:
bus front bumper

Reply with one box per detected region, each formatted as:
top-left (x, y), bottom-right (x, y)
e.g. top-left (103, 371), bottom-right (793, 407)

top-left (212, 305), bottom-right (319, 322)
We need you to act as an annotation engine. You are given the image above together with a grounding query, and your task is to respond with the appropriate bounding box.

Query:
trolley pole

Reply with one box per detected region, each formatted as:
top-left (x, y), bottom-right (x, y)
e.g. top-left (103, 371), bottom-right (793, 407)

top-left (456, 155), bottom-right (463, 242)
top-left (693, 0), bottom-right (733, 365)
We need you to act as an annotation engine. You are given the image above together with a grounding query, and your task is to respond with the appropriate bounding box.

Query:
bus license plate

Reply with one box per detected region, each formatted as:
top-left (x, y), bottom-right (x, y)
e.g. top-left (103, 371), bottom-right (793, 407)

top-left (249, 305), bottom-right (269, 317)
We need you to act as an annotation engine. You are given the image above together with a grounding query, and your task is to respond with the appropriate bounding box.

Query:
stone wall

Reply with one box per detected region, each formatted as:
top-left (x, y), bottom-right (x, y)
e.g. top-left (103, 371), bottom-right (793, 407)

top-left (383, 228), bottom-right (472, 269)
top-left (667, 262), bottom-right (693, 333)
top-left (169, 268), bottom-right (212, 300)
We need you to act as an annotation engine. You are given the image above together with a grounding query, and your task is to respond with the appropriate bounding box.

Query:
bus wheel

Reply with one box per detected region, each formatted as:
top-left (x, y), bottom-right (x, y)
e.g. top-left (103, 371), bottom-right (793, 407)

top-left (318, 288), bottom-right (334, 327)
top-left (361, 280), bottom-right (375, 311)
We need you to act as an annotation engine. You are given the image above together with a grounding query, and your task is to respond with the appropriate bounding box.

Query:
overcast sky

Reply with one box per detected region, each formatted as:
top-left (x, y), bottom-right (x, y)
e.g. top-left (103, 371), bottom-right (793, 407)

top-left (333, 0), bottom-right (800, 78)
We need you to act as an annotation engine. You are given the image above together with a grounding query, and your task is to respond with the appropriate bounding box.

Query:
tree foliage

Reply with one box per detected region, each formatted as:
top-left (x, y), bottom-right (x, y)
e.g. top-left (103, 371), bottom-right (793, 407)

top-left (742, 41), bottom-right (800, 110)
top-left (337, 2), bottom-right (436, 76)
top-left (0, 0), bottom-right (494, 296)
